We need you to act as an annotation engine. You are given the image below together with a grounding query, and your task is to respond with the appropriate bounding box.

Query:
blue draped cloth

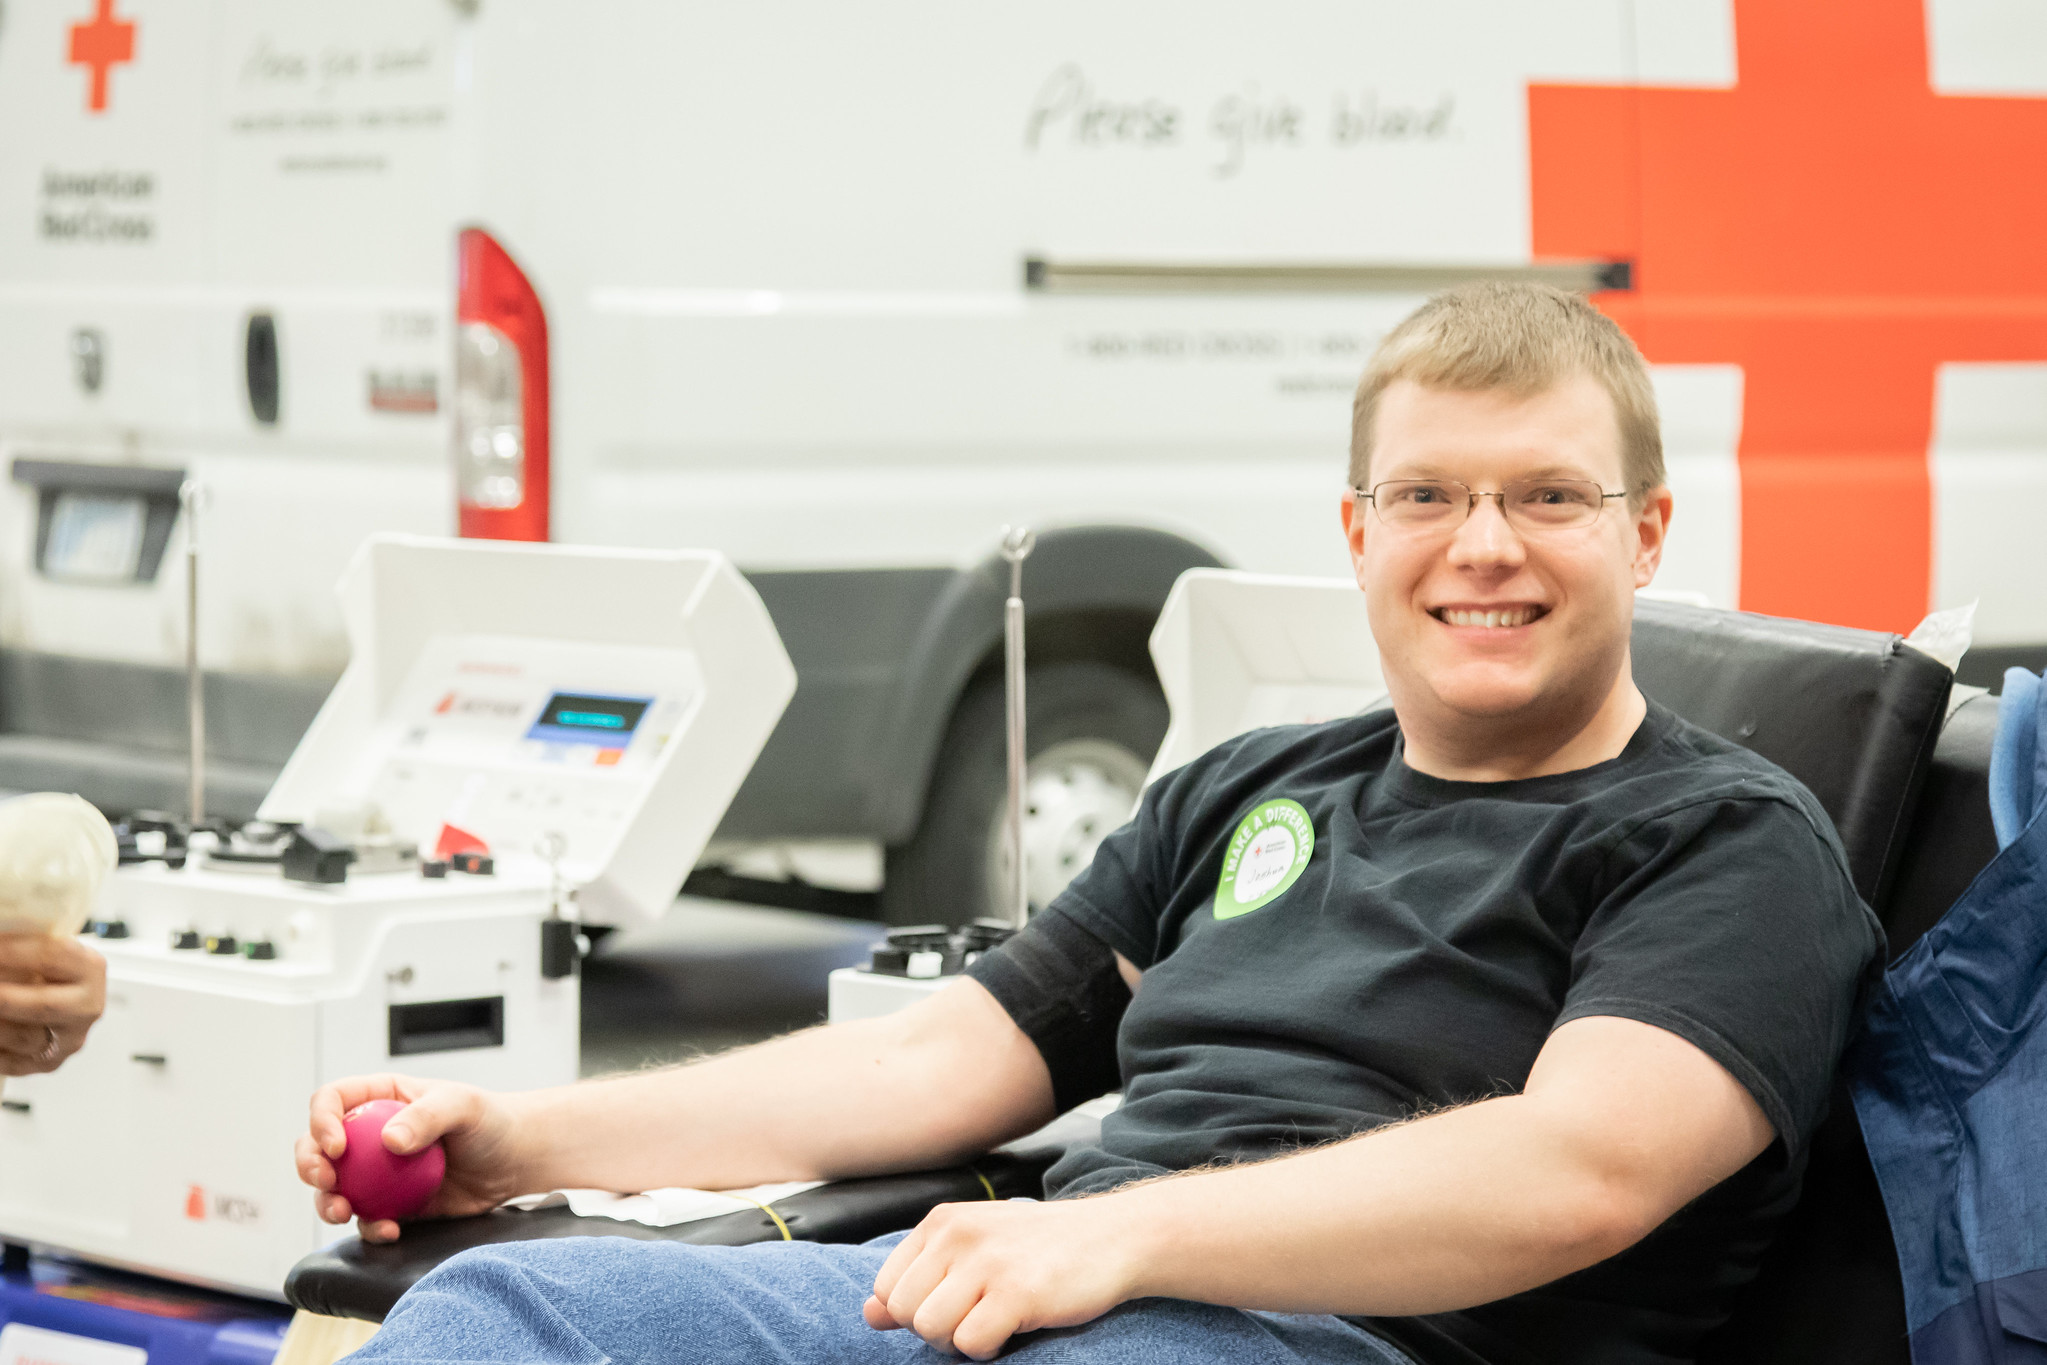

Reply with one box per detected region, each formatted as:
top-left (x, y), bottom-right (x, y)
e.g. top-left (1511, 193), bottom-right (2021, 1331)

top-left (1852, 669), bottom-right (2047, 1363)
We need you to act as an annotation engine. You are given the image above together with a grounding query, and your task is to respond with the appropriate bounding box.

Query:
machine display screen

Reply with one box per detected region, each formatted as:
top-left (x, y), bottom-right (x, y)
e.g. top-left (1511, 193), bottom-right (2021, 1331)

top-left (528, 693), bottom-right (651, 746)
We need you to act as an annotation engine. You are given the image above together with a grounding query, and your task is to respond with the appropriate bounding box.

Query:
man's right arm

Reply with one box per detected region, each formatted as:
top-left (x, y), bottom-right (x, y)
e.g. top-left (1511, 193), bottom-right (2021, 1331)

top-left (295, 974), bottom-right (1059, 1242)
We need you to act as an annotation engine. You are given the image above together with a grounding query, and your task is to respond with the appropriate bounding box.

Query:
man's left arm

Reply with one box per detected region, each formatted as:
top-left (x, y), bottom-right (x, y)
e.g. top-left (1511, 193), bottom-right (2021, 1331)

top-left (866, 1013), bottom-right (1773, 1359)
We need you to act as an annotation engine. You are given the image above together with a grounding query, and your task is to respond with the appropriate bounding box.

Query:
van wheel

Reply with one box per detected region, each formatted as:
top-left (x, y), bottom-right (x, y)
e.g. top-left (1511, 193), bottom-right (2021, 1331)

top-left (881, 661), bottom-right (1168, 928)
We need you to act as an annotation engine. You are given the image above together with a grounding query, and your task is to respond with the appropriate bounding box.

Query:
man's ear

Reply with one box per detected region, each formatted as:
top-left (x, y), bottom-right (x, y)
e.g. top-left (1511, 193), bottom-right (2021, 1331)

top-left (1631, 486), bottom-right (1674, 588)
top-left (1340, 491), bottom-right (1369, 590)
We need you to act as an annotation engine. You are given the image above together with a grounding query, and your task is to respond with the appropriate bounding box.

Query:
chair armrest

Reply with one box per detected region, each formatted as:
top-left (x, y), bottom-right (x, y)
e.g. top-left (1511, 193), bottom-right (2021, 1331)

top-left (284, 1149), bottom-right (1061, 1323)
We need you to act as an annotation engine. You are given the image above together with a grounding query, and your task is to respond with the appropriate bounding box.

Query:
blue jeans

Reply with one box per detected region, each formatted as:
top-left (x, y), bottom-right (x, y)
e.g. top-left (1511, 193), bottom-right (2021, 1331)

top-left (348, 1233), bottom-right (1415, 1364)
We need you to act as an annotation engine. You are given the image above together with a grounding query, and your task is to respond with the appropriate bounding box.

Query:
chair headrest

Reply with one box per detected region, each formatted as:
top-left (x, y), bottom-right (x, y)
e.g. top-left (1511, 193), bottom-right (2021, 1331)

top-left (1631, 599), bottom-right (1952, 914)
top-left (1883, 692), bottom-right (1999, 954)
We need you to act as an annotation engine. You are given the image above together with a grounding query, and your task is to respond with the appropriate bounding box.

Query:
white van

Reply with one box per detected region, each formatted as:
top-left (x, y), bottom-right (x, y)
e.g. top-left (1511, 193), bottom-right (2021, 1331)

top-left (3, 0), bottom-right (2043, 923)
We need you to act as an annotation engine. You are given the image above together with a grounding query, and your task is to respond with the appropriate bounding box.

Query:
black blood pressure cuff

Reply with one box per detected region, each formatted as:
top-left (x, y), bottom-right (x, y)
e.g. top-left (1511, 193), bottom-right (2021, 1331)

top-left (964, 904), bottom-right (1129, 1113)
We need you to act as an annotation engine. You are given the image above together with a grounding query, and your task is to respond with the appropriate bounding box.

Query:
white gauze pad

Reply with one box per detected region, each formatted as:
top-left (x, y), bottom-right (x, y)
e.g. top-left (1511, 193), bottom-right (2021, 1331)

top-left (0, 794), bottom-right (118, 937)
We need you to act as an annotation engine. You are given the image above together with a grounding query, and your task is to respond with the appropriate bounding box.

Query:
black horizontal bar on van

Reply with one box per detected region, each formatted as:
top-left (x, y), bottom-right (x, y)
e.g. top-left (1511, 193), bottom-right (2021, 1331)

top-left (11, 458), bottom-right (187, 497)
top-left (1022, 257), bottom-right (1633, 295)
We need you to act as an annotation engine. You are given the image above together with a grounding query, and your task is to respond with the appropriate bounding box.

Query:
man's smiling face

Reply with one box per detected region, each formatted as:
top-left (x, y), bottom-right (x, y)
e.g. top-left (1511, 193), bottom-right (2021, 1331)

top-left (1342, 373), bottom-right (1671, 734)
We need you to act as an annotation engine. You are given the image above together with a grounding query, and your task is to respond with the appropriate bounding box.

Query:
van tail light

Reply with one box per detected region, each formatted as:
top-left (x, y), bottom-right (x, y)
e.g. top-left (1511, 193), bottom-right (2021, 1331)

top-left (454, 228), bottom-right (549, 541)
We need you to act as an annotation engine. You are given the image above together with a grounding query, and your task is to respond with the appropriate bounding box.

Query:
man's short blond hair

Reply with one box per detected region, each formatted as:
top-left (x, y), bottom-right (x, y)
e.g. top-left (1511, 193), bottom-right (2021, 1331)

top-left (1349, 281), bottom-right (1663, 500)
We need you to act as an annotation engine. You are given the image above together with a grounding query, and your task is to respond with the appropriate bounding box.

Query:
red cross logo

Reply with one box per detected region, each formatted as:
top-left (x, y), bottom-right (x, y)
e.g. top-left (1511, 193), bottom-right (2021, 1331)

top-left (1531, 0), bottom-right (2047, 632)
top-left (68, 0), bottom-right (136, 114)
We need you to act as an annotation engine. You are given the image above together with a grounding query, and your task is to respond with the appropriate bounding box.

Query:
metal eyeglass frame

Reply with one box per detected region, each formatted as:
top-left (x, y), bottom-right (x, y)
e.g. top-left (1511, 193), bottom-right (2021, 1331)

top-left (1350, 479), bottom-right (1629, 532)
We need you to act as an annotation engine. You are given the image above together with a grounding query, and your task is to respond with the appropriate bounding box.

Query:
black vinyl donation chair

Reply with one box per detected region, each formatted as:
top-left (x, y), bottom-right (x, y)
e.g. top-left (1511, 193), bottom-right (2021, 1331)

top-left (287, 600), bottom-right (1997, 1365)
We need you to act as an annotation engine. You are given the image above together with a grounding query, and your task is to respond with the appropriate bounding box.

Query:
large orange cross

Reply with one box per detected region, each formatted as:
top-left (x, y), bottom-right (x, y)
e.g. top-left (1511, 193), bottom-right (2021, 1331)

top-left (68, 0), bottom-right (135, 114)
top-left (1531, 0), bottom-right (2047, 632)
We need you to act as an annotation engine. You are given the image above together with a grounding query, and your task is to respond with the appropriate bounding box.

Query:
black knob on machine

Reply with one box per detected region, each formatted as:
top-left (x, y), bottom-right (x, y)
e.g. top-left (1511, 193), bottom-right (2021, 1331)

top-left (866, 925), bottom-right (952, 978)
top-left (282, 827), bottom-right (354, 885)
top-left (540, 918), bottom-right (580, 979)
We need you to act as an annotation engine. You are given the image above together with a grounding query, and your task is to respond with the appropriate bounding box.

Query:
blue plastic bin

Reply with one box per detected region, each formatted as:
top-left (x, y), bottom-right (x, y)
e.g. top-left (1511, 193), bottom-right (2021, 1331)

top-left (0, 1255), bottom-right (290, 1365)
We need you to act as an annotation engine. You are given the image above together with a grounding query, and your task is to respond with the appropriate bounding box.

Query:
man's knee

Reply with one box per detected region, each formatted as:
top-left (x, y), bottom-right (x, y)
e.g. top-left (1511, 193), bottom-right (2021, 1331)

top-left (384, 1238), bottom-right (708, 1359)
top-left (370, 1236), bottom-right (901, 1365)
top-left (413, 1237), bottom-right (621, 1302)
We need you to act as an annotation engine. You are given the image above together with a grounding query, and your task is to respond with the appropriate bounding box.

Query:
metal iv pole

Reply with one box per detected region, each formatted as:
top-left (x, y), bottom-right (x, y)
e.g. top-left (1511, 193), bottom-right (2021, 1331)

top-left (181, 480), bottom-right (206, 830)
top-left (1000, 526), bottom-right (1034, 929)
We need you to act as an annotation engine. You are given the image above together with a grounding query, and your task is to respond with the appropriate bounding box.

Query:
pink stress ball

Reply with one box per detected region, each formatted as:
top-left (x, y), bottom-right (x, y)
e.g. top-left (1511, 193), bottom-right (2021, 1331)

top-left (333, 1099), bottom-right (446, 1222)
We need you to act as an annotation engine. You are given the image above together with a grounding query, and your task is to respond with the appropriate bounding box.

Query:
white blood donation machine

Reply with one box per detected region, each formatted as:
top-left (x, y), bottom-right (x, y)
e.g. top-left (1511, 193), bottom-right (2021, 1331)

top-left (1139, 568), bottom-right (1388, 784)
top-left (826, 568), bottom-right (1385, 1022)
top-left (0, 535), bottom-right (795, 1296)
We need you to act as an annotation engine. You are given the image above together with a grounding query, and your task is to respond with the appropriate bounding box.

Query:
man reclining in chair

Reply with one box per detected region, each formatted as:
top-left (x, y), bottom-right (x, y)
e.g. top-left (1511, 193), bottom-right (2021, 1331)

top-left (296, 282), bottom-right (1880, 1365)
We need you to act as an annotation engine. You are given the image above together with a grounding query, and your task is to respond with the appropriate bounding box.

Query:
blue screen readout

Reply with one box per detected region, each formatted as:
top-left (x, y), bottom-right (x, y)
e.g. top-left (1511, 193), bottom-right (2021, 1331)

top-left (557, 710), bottom-right (625, 730)
top-left (527, 693), bottom-right (651, 747)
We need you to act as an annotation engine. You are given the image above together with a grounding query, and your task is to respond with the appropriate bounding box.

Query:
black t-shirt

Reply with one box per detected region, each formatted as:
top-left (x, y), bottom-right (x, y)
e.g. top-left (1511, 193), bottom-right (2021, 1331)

top-left (967, 701), bottom-right (1882, 1365)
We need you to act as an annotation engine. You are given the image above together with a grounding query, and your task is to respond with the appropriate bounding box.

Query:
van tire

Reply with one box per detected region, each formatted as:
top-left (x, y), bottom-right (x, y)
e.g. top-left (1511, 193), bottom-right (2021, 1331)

top-left (881, 660), bottom-right (1168, 928)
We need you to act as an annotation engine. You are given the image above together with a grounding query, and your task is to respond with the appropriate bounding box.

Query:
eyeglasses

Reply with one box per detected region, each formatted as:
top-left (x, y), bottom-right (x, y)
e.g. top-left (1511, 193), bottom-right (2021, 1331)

top-left (1352, 478), bottom-right (1627, 533)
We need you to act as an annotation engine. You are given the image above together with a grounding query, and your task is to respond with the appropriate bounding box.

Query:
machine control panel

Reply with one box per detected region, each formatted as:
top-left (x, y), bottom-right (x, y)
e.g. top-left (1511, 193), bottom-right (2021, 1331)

top-left (343, 634), bottom-right (701, 885)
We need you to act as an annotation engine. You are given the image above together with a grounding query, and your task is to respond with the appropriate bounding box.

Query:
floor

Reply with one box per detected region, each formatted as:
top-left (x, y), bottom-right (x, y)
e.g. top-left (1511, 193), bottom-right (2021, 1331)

top-left (577, 897), bottom-right (881, 1077)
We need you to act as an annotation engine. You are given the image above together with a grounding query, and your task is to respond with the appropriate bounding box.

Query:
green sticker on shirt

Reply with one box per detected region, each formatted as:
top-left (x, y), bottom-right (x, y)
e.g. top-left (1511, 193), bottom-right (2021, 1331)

top-left (1214, 798), bottom-right (1315, 919)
